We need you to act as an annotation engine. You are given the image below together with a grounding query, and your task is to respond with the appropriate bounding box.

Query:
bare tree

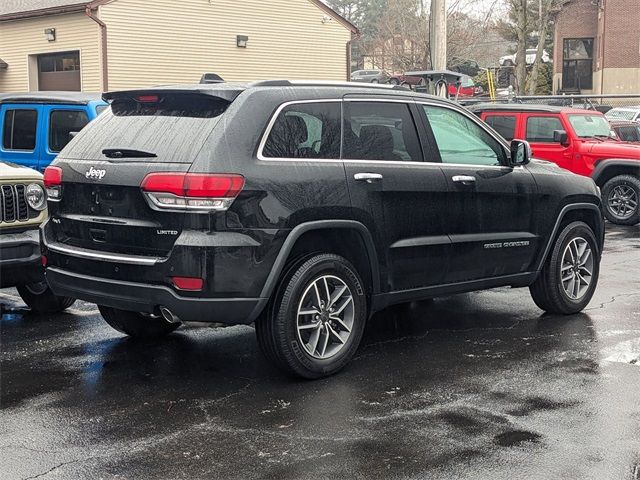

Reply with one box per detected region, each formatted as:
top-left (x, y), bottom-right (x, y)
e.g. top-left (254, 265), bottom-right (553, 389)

top-left (528, 0), bottom-right (568, 94)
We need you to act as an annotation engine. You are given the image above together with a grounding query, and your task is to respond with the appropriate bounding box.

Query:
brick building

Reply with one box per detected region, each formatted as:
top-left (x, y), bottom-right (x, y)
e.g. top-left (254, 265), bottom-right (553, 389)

top-left (553, 0), bottom-right (640, 94)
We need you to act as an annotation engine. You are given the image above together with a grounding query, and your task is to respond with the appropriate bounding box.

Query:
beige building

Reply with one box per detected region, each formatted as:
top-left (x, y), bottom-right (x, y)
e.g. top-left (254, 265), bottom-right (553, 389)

top-left (0, 0), bottom-right (357, 93)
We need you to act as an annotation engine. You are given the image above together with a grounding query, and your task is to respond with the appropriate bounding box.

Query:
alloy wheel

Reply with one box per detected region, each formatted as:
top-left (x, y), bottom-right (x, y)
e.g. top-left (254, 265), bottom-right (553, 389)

top-left (296, 275), bottom-right (354, 360)
top-left (607, 185), bottom-right (638, 221)
top-left (560, 237), bottom-right (594, 300)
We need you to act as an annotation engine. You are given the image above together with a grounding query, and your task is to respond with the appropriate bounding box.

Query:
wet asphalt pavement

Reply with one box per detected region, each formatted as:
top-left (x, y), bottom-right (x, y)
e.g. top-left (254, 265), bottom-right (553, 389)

top-left (1, 225), bottom-right (639, 480)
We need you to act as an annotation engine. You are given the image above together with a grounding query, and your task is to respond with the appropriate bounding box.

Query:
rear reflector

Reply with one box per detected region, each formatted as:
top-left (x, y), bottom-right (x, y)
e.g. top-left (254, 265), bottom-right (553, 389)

top-left (172, 277), bottom-right (204, 291)
top-left (141, 173), bottom-right (245, 212)
top-left (41, 255), bottom-right (48, 267)
top-left (43, 166), bottom-right (62, 188)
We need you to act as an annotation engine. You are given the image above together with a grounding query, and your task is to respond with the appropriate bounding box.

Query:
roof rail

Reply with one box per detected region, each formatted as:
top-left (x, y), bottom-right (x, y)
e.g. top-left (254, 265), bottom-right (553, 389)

top-left (249, 79), bottom-right (410, 91)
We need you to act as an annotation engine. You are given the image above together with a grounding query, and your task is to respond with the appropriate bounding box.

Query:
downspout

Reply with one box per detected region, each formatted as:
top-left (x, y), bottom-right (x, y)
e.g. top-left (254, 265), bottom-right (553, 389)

top-left (85, 6), bottom-right (108, 91)
top-left (346, 32), bottom-right (361, 81)
top-left (599, 0), bottom-right (605, 94)
top-left (346, 39), bottom-right (352, 81)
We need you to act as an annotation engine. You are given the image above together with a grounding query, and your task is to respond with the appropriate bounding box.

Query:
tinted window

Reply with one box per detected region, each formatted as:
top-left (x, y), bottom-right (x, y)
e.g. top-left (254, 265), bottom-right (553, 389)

top-left (263, 102), bottom-right (341, 159)
top-left (423, 105), bottom-right (504, 165)
top-left (2, 109), bottom-right (38, 151)
top-left (615, 126), bottom-right (640, 142)
top-left (62, 93), bottom-right (231, 164)
top-left (344, 102), bottom-right (422, 162)
top-left (49, 110), bottom-right (89, 153)
top-left (526, 116), bottom-right (564, 143)
top-left (485, 115), bottom-right (517, 141)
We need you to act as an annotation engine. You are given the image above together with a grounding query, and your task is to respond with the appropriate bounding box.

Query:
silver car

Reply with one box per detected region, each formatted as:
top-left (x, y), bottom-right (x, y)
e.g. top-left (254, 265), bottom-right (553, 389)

top-left (350, 69), bottom-right (389, 84)
top-left (605, 106), bottom-right (640, 123)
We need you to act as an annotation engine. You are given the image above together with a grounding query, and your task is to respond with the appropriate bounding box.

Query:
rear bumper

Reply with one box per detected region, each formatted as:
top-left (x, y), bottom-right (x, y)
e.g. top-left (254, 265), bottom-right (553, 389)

top-left (0, 229), bottom-right (44, 287)
top-left (46, 267), bottom-right (267, 325)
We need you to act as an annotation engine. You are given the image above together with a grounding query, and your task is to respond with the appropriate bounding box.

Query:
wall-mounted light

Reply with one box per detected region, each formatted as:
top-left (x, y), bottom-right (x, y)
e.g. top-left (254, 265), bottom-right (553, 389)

top-left (236, 35), bottom-right (249, 48)
top-left (322, 15), bottom-right (334, 24)
top-left (44, 28), bottom-right (56, 42)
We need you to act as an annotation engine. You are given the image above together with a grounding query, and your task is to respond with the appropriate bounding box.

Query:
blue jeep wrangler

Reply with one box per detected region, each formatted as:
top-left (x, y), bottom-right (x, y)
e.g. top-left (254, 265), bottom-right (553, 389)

top-left (0, 92), bottom-right (107, 172)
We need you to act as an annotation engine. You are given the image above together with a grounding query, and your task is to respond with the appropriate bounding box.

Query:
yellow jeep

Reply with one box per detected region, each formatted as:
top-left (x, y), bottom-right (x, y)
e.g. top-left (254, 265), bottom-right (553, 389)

top-left (0, 161), bottom-right (74, 312)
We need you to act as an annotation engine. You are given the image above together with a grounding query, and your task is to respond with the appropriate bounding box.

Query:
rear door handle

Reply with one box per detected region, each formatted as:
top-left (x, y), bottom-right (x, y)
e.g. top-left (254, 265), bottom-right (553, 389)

top-left (452, 175), bottom-right (476, 185)
top-left (354, 173), bottom-right (383, 184)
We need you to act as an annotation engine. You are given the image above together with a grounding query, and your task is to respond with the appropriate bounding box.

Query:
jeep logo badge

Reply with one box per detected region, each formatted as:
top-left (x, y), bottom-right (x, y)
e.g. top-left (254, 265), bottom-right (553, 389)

top-left (86, 167), bottom-right (107, 180)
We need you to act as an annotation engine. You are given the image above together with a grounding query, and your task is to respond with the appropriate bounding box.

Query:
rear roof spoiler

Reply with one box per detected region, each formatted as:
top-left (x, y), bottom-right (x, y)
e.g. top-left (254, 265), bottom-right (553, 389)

top-left (103, 87), bottom-right (245, 104)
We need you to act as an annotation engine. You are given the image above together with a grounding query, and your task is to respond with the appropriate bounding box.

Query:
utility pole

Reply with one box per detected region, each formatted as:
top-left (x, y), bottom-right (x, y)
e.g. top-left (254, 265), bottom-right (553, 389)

top-left (430, 0), bottom-right (447, 71)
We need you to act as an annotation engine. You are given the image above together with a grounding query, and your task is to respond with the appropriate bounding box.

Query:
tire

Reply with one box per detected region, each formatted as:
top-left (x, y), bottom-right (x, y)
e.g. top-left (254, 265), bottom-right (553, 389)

top-left (529, 221), bottom-right (600, 315)
top-left (602, 175), bottom-right (640, 225)
top-left (255, 254), bottom-right (368, 379)
top-left (371, 79), bottom-right (379, 84)
top-left (98, 306), bottom-right (181, 339)
top-left (17, 283), bottom-right (75, 314)
top-left (503, 59), bottom-right (515, 67)
top-left (389, 78), bottom-right (400, 85)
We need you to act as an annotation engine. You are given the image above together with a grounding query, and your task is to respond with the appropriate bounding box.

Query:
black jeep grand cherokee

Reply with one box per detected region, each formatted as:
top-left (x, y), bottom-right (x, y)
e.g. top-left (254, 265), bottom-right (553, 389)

top-left (42, 81), bottom-right (604, 378)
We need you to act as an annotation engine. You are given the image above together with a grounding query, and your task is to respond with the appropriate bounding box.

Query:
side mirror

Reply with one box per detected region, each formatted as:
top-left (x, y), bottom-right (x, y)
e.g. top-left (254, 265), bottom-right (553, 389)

top-left (553, 129), bottom-right (569, 146)
top-left (510, 139), bottom-right (532, 166)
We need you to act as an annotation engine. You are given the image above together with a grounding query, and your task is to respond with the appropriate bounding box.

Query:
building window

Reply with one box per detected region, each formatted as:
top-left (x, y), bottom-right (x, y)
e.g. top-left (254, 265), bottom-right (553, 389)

top-left (38, 51), bottom-right (80, 72)
top-left (562, 38), bottom-right (594, 91)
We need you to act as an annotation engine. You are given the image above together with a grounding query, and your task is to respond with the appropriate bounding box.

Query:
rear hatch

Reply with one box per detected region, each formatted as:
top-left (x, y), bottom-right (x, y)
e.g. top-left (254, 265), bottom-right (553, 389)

top-left (48, 88), bottom-right (242, 257)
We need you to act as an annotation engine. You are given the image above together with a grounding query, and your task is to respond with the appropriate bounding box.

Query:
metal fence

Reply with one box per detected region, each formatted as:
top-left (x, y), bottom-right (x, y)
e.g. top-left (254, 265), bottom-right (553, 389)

top-left (459, 94), bottom-right (640, 113)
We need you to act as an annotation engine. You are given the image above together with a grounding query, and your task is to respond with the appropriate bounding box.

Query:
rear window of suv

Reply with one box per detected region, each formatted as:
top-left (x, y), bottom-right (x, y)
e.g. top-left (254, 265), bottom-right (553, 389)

top-left (61, 93), bottom-right (231, 163)
top-left (262, 102), bottom-right (341, 159)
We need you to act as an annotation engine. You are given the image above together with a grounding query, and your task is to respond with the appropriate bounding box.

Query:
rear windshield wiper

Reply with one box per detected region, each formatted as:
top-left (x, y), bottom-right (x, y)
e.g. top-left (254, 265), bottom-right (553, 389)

top-left (102, 148), bottom-right (157, 159)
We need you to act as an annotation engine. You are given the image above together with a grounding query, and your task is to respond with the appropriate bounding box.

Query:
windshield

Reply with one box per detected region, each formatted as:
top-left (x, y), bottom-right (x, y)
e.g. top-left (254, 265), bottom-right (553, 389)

top-left (461, 77), bottom-right (474, 87)
top-left (568, 114), bottom-right (615, 138)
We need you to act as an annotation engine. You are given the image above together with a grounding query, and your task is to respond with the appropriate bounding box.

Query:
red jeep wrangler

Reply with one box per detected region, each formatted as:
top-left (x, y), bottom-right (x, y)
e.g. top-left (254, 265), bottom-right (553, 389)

top-left (469, 104), bottom-right (640, 225)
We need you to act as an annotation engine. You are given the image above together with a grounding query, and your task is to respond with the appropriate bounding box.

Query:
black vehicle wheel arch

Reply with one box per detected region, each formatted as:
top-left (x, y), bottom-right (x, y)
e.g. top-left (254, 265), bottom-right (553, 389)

top-left (533, 203), bottom-right (604, 278)
top-left (591, 159), bottom-right (640, 187)
top-left (258, 220), bottom-right (380, 304)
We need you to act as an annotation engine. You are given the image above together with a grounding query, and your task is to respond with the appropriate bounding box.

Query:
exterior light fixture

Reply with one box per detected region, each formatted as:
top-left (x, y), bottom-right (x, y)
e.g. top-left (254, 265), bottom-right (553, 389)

top-left (236, 35), bottom-right (248, 48)
top-left (322, 15), bottom-right (334, 24)
top-left (44, 28), bottom-right (56, 42)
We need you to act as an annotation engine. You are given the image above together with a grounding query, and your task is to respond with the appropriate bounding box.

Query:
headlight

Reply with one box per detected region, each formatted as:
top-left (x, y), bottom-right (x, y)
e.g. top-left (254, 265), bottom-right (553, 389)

top-left (26, 183), bottom-right (47, 211)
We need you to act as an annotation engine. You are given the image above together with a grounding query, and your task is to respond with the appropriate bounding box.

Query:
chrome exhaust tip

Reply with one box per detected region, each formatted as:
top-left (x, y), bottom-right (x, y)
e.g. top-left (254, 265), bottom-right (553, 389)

top-left (159, 306), bottom-right (180, 324)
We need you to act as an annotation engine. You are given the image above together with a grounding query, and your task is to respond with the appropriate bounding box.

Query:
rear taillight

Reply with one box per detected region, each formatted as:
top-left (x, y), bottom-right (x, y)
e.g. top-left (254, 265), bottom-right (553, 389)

top-left (43, 166), bottom-right (63, 201)
top-left (140, 173), bottom-right (245, 212)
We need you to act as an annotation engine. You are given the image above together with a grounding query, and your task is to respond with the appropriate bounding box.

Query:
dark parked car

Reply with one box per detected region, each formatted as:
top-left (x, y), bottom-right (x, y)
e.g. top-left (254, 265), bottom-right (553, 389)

top-left (43, 81), bottom-right (604, 378)
top-left (609, 120), bottom-right (640, 143)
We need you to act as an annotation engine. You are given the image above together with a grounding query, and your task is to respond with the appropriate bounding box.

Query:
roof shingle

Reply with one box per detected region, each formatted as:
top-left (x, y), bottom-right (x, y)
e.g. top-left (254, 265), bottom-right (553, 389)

top-left (0, 0), bottom-right (89, 17)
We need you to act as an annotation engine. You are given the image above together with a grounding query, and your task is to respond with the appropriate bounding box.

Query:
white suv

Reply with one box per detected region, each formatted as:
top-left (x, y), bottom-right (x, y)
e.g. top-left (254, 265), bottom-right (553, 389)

top-left (500, 49), bottom-right (551, 67)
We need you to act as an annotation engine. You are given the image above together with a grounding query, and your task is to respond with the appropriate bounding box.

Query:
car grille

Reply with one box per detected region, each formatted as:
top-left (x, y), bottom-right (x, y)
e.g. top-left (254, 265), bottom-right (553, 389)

top-left (0, 184), bottom-right (38, 224)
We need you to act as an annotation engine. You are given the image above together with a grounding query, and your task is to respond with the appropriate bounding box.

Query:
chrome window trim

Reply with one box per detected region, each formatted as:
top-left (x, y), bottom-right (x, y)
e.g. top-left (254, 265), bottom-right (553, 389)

top-left (256, 95), bottom-right (518, 170)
